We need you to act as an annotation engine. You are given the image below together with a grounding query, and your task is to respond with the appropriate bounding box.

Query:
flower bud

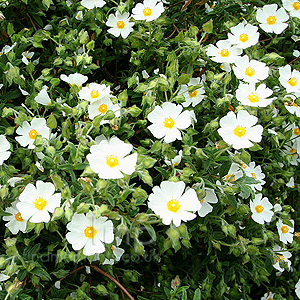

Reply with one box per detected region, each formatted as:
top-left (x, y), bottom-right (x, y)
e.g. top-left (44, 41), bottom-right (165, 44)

top-left (76, 203), bottom-right (90, 214)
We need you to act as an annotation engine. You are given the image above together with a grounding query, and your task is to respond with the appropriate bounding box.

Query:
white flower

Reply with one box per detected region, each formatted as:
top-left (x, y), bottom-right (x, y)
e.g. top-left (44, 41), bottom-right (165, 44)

top-left (81, 0), bottom-right (105, 9)
top-left (197, 188), bottom-right (218, 217)
top-left (296, 278), bottom-right (300, 299)
top-left (242, 161), bottom-right (266, 191)
top-left (178, 77), bottom-right (206, 107)
top-left (0, 42), bottom-right (16, 56)
top-left (276, 219), bottom-right (294, 244)
top-left (66, 211), bottom-right (114, 256)
top-left (285, 101), bottom-right (300, 117)
top-left (78, 83), bottom-right (111, 102)
top-left (7, 177), bottom-right (23, 187)
top-left (282, 0), bottom-right (300, 18)
top-left (283, 141), bottom-right (300, 165)
top-left (286, 176), bottom-right (295, 188)
top-left (228, 23), bottom-right (259, 49)
top-left (272, 245), bottom-right (292, 272)
top-left (147, 102), bottom-right (191, 143)
top-left (293, 50), bottom-right (300, 57)
top-left (148, 181), bottom-right (201, 227)
top-left (16, 181), bottom-right (61, 223)
top-left (256, 4), bottom-right (289, 34)
top-left (236, 82), bottom-right (275, 107)
top-left (279, 65), bottom-right (300, 93)
top-left (60, 73), bottom-right (88, 87)
top-left (217, 110), bottom-right (263, 149)
top-left (132, 0), bottom-right (164, 22)
top-left (87, 136), bottom-right (137, 179)
top-left (142, 70), bottom-right (150, 79)
top-left (233, 55), bottom-right (269, 83)
top-left (15, 117), bottom-right (50, 149)
top-left (88, 97), bottom-right (121, 122)
top-left (0, 274), bottom-right (9, 282)
top-left (19, 86), bottom-right (29, 96)
top-left (106, 11), bottom-right (135, 39)
top-left (3, 201), bottom-right (28, 234)
top-left (75, 11), bottom-right (83, 20)
top-left (261, 291), bottom-right (276, 300)
top-left (0, 135), bottom-right (11, 165)
top-left (250, 194), bottom-right (273, 224)
top-left (206, 40), bottom-right (242, 63)
top-left (223, 163), bottom-right (243, 184)
top-left (165, 150), bottom-right (183, 166)
top-left (21, 50), bottom-right (34, 65)
top-left (35, 86), bottom-right (51, 105)
top-left (103, 237), bottom-right (125, 265)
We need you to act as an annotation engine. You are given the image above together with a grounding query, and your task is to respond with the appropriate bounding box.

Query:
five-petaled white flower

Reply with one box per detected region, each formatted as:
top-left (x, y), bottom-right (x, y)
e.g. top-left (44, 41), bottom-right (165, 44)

top-left (285, 101), bottom-right (300, 117)
top-left (132, 0), bottom-right (164, 22)
top-left (0, 135), bottom-right (11, 165)
top-left (217, 110), bottom-right (263, 149)
top-left (3, 200), bottom-right (28, 234)
top-left (60, 73), bottom-right (88, 87)
top-left (276, 219), bottom-right (294, 244)
top-left (206, 40), bottom-right (242, 63)
top-left (242, 161), bottom-right (266, 191)
top-left (81, 0), bottom-right (105, 9)
top-left (256, 4), bottom-right (289, 34)
top-left (279, 65), bottom-right (300, 94)
top-left (106, 11), bottom-right (135, 39)
top-left (233, 55), bottom-right (269, 83)
top-left (16, 181), bottom-right (61, 223)
top-left (147, 102), bottom-right (191, 143)
top-left (66, 211), bottom-right (114, 256)
top-left (283, 0), bottom-right (300, 18)
top-left (261, 291), bottom-right (276, 300)
top-left (250, 194), bottom-right (273, 224)
top-left (272, 245), bottom-right (292, 272)
top-left (236, 82), bottom-right (275, 107)
top-left (178, 77), bottom-right (206, 107)
top-left (88, 97), bottom-right (121, 122)
top-left (197, 188), bottom-right (218, 217)
top-left (148, 181), bottom-right (201, 227)
top-left (78, 83), bottom-right (111, 102)
top-left (87, 136), bottom-right (137, 179)
top-left (227, 22), bottom-right (259, 49)
top-left (15, 117), bottom-right (50, 149)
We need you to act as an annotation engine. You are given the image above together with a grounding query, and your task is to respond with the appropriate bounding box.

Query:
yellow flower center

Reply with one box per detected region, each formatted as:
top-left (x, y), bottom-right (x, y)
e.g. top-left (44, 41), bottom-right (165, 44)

top-left (293, 1), bottom-right (300, 10)
top-left (266, 15), bottom-right (276, 25)
top-left (245, 67), bottom-right (255, 77)
top-left (290, 148), bottom-right (297, 156)
top-left (167, 199), bottom-right (181, 213)
top-left (164, 117), bottom-right (175, 129)
top-left (225, 173), bottom-right (235, 182)
top-left (28, 129), bottom-right (39, 139)
top-left (294, 128), bottom-right (300, 135)
top-left (117, 21), bottom-right (125, 29)
top-left (189, 90), bottom-right (198, 98)
top-left (248, 92), bottom-right (260, 103)
top-left (239, 33), bottom-right (249, 43)
top-left (281, 225), bottom-right (289, 233)
top-left (84, 226), bottom-right (97, 239)
top-left (268, 298), bottom-right (274, 300)
top-left (293, 102), bottom-right (299, 107)
top-left (111, 245), bottom-right (115, 251)
top-left (15, 212), bottom-right (24, 222)
top-left (143, 7), bottom-right (152, 16)
top-left (219, 49), bottom-right (229, 57)
top-left (251, 172), bottom-right (257, 179)
top-left (98, 104), bottom-right (108, 114)
top-left (241, 163), bottom-right (247, 169)
top-left (288, 77), bottom-right (298, 87)
top-left (200, 198), bottom-right (205, 203)
top-left (234, 125), bottom-right (246, 137)
top-left (91, 90), bottom-right (99, 99)
top-left (34, 197), bottom-right (47, 211)
top-left (277, 254), bottom-right (284, 262)
top-left (255, 205), bottom-right (264, 213)
top-left (106, 155), bottom-right (119, 168)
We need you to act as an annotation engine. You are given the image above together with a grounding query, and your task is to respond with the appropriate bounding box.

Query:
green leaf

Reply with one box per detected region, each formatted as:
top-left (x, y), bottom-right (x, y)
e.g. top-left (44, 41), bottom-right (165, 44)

top-left (193, 288), bottom-right (201, 300)
top-left (203, 19), bottom-right (213, 34)
top-left (144, 224), bottom-right (156, 242)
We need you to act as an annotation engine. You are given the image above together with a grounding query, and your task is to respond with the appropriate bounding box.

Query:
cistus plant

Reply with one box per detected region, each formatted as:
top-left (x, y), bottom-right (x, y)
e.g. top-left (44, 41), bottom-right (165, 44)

top-left (0, 0), bottom-right (300, 299)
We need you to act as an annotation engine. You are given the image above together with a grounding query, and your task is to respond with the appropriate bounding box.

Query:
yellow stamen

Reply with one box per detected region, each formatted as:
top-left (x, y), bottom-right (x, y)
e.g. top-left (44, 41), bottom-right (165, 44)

top-left (164, 117), bottom-right (175, 129)
top-left (189, 90), bottom-right (198, 98)
top-left (239, 33), bottom-right (248, 43)
top-left (288, 77), bottom-right (298, 87)
top-left (292, 1), bottom-right (300, 10)
top-left (28, 129), bottom-right (39, 139)
top-left (143, 7), bottom-right (152, 16)
top-left (245, 67), bottom-right (255, 77)
top-left (234, 125), bottom-right (246, 137)
top-left (84, 226), bottom-right (97, 238)
top-left (117, 21), bottom-right (125, 29)
top-left (219, 49), bottom-right (229, 57)
top-left (98, 104), bottom-right (108, 114)
top-left (15, 212), bottom-right (24, 222)
top-left (289, 148), bottom-right (297, 156)
top-left (248, 92), bottom-right (260, 103)
top-left (91, 90), bottom-right (99, 99)
top-left (106, 155), bottom-right (119, 168)
top-left (281, 226), bottom-right (289, 233)
top-left (34, 197), bottom-right (47, 210)
top-left (294, 128), bottom-right (300, 135)
top-left (225, 173), bottom-right (235, 182)
top-left (167, 199), bottom-right (181, 213)
top-left (251, 173), bottom-right (257, 179)
top-left (255, 205), bottom-right (264, 213)
top-left (266, 16), bottom-right (276, 25)
top-left (200, 198), bottom-right (205, 203)
top-left (277, 254), bottom-right (284, 262)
